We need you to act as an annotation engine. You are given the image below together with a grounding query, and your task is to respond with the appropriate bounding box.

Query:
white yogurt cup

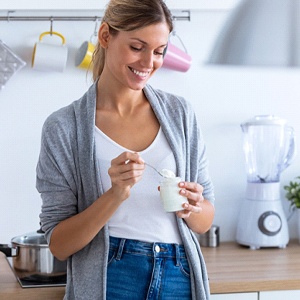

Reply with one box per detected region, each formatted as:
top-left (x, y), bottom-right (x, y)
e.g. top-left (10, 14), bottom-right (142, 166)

top-left (160, 177), bottom-right (188, 212)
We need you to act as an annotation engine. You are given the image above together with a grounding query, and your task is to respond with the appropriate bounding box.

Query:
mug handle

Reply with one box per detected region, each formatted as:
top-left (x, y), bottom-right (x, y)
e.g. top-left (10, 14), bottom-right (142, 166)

top-left (39, 31), bottom-right (66, 45)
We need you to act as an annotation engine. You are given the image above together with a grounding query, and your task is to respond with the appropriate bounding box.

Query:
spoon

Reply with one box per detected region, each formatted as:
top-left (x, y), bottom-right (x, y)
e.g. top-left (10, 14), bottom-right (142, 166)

top-left (144, 162), bottom-right (164, 177)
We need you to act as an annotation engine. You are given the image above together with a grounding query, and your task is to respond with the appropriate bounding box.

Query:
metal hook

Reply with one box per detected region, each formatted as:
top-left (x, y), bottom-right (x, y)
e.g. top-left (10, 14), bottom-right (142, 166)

top-left (90, 17), bottom-right (99, 43)
top-left (171, 20), bottom-right (188, 53)
top-left (93, 17), bottom-right (99, 36)
top-left (50, 17), bottom-right (54, 35)
top-left (7, 11), bottom-right (15, 22)
top-left (175, 34), bottom-right (188, 53)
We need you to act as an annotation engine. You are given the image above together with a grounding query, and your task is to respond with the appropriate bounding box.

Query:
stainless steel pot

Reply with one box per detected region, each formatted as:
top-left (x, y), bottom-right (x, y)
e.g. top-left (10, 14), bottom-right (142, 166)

top-left (0, 229), bottom-right (66, 282)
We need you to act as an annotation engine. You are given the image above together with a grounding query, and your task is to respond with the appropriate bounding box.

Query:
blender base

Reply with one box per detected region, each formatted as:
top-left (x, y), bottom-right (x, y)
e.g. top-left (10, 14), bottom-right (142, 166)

top-left (236, 183), bottom-right (289, 249)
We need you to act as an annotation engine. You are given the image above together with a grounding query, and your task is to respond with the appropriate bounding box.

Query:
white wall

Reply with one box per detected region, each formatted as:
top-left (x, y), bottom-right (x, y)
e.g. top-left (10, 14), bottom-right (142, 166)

top-left (0, 9), bottom-right (299, 244)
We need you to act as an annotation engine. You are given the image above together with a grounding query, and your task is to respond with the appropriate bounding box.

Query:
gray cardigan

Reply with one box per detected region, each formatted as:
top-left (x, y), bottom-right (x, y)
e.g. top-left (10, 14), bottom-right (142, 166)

top-left (36, 82), bottom-right (215, 300)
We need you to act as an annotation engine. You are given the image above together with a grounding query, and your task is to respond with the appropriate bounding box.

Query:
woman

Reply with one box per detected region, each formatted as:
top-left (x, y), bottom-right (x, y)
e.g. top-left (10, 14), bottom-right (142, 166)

top-left (36, 0), bottom-right (215, 299)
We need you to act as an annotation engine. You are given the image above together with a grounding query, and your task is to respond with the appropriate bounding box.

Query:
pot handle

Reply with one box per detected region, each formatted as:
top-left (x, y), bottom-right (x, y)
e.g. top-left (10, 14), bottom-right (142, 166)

top-left (0, 244), bottom-right (17, 257)
top-left (37, 228), bottom-right (44, 234)
top-left (37, 222), bottom-right (45, 234)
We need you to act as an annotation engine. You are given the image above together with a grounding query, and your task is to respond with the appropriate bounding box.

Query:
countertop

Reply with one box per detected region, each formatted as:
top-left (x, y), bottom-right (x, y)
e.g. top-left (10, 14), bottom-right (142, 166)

top-left (1, 240), bottom-right (300, 299)
top-left (0, 252), bottom-right (65, 300)
top-left (201, 240), bottom-right (300, 294)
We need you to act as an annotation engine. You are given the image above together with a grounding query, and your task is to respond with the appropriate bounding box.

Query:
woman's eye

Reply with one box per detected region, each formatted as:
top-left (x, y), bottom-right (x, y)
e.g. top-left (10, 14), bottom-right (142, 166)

top-left (131, 46), bottom-right (142, 51)
top-left (130, 46), bottom-right (163, 55)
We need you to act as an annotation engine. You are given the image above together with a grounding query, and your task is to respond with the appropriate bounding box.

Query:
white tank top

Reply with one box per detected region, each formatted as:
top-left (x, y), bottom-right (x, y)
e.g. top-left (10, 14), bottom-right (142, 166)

top-left (94, 126), bottom-right (182, 244)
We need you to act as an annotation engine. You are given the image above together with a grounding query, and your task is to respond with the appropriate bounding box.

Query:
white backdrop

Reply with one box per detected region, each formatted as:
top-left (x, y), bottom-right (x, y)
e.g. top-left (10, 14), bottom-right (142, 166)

top-left (0, 9), bottom-right (299, 244)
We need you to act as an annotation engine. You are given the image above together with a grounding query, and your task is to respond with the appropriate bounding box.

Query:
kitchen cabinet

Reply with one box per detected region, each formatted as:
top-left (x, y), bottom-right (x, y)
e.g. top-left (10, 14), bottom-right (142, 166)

top-left (259, 290), bottom-right (300, 300)
top-left (211, 290), bottom-right (300, 300)
top-left (211, 292), bottom-right (257, 300)
top-left (0, 0), bottom-right (239, 11)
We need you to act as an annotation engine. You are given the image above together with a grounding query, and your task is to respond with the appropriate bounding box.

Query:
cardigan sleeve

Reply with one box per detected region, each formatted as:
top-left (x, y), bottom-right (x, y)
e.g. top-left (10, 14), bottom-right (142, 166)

top-left (36, 107), bottom-right (79, 244)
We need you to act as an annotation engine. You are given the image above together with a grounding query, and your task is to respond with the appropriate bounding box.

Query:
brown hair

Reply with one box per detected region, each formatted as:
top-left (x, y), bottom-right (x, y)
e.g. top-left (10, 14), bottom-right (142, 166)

top-left (92, 0), bottom-right (174, 81)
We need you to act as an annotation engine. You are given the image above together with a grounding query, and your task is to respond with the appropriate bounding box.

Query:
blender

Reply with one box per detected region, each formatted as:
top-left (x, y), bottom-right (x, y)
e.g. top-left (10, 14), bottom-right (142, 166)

top-left (236, 115), bottom-right (295, 249)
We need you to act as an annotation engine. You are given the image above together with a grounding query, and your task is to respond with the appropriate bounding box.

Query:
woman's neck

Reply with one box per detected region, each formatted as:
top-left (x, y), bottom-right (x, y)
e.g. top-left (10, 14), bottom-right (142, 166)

top-left (96, 76), bottom-right (146, 116)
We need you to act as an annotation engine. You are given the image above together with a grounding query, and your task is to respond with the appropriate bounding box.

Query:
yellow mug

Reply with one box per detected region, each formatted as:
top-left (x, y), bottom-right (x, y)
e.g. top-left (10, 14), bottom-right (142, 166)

top-left (75, 41), bottom-right (95, 69)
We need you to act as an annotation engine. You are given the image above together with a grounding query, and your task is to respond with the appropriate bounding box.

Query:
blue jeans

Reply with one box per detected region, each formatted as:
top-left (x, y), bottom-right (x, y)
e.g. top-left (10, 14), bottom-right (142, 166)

top-left (106, 236), bottom-right (192, 300)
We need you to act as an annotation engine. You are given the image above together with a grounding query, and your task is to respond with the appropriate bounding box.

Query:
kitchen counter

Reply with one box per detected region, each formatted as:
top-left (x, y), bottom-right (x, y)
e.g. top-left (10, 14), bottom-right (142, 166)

top-left (1, 240), bottom-right (300, 299)
top-left (0, 252), bottom-right (65, 300)
top-left (202, 240), bottom-right (300, 294)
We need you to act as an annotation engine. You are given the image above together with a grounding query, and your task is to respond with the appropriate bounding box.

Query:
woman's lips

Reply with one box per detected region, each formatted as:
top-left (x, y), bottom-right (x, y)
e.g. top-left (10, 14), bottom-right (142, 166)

top-left (129, 67), bottom-right (151, 77)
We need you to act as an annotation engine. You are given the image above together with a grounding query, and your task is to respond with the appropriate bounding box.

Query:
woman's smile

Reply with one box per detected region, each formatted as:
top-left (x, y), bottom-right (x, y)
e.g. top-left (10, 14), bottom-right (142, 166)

top-left (128, 66), bottom-right (152, 78)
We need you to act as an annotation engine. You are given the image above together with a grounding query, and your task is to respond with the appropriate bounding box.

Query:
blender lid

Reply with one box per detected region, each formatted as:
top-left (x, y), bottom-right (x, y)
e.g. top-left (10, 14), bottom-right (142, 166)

top-left (241, 115), bottom-right (287, 126)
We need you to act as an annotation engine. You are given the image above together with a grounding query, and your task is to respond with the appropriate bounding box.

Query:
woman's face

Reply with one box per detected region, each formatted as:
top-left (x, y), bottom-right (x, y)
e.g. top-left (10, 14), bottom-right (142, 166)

top-left (101, 22), bottom-right (170, 91)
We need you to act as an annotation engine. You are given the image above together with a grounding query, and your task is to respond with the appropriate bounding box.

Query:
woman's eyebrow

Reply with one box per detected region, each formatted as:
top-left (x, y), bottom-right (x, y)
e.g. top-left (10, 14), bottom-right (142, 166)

top-left (130, 37), bottom-right (167, 48)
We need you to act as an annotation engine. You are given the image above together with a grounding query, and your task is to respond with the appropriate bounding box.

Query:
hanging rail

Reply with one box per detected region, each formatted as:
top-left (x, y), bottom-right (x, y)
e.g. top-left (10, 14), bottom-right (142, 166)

top-left (0, 15), bottom-right (103, 22)
top-left (0, 11), bottom-right (190, 22)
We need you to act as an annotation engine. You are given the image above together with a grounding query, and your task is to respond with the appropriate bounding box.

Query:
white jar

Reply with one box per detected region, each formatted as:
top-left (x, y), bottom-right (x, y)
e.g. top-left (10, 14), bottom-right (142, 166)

top-left (160, 177), bottom-right (188, 212)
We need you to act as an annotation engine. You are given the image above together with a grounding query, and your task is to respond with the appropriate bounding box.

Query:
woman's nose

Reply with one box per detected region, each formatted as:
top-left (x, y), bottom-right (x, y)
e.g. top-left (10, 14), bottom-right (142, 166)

top-left (141, 52), bottom-right (154, 68)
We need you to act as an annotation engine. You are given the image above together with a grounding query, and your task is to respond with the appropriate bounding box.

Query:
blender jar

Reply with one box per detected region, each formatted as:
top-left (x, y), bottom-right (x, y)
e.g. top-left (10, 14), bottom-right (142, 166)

top-left (241, 115), bottom-right (295, 183)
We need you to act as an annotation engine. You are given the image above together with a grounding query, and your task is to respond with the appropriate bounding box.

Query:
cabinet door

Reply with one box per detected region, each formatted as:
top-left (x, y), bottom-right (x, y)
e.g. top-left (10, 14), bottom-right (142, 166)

top-left (211, 292), bottom-right (257, 300)
top-left (260, 290), bottom-right (300, 300)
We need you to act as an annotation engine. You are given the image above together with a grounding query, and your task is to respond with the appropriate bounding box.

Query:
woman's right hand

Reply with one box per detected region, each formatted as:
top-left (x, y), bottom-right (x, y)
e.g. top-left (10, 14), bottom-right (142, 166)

top-left (49, 151), bottom-right (145, 261)
top-left (108, 151), bottom-right (145, 201)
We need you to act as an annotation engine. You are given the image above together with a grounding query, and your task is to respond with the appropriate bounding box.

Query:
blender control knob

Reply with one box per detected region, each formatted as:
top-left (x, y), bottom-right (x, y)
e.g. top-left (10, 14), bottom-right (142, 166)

top-left (258, 211), bottom-right (282, 236)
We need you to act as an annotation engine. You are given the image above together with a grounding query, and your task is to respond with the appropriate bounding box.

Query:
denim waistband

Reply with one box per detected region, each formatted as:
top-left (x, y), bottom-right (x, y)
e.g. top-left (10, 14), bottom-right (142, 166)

top-left (109, 236), bottom-right (187, 260)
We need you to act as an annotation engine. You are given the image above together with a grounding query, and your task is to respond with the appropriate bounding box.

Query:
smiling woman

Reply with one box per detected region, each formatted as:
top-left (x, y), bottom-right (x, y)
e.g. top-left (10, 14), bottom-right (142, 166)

top-left (98, 22), bottom-right (169, 92)
top-left (92, 0), bottom-right (173, 81)
top-left (36, 0), bottom-right (215, 299)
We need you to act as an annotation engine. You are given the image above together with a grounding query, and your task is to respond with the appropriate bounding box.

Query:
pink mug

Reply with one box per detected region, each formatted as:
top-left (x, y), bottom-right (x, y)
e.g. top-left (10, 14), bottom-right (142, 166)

top-left (162, 42), bottom-right (192, 72)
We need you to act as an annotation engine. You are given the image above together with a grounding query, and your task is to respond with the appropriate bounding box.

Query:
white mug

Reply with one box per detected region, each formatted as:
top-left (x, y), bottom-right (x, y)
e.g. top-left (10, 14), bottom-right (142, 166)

top-left (32, 31), bottom-right (68, 72)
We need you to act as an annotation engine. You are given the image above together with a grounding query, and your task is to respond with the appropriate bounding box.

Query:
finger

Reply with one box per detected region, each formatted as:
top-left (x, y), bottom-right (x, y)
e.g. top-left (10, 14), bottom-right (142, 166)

top-left (124, 151), bottom-right (145, 164)
top-left (179, 188), bottom-right (204, 204)
top-left (110, 168), bottom-right (144, 189)
top-left (183, 202), bottom-right (203, 214)
top-left (179, 181), bottom-right (203, 194)
top-left (109, 162), bottom-right (144, 179)
top-left (179, 181), bottom-right (205, 203)
top-left (110, 152), bottom-right (144, 174)
top-left (111, 151), bottom-right (144, 167)
top-left (176, 210), bottom-right (192, 219)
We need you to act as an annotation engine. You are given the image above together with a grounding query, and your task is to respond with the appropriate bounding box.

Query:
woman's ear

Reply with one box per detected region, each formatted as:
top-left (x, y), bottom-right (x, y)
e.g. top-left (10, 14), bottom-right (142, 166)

top-left (98, 22), bottom-right (110, 48)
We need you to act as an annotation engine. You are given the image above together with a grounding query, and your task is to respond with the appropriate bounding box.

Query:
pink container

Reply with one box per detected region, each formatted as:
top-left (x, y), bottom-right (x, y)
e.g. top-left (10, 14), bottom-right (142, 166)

top-left (162, 42), bottom-right (192, 72)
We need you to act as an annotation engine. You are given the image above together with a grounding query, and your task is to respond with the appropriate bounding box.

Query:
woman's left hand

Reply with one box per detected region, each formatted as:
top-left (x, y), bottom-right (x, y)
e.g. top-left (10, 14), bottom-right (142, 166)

top-left (176, 181), bottom-right (205, 219)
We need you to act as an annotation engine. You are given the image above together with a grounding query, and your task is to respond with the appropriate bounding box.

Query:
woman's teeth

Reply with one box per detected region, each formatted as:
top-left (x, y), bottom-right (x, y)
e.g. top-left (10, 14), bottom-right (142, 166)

top-left (130, 67), bottom-right (149, 77)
